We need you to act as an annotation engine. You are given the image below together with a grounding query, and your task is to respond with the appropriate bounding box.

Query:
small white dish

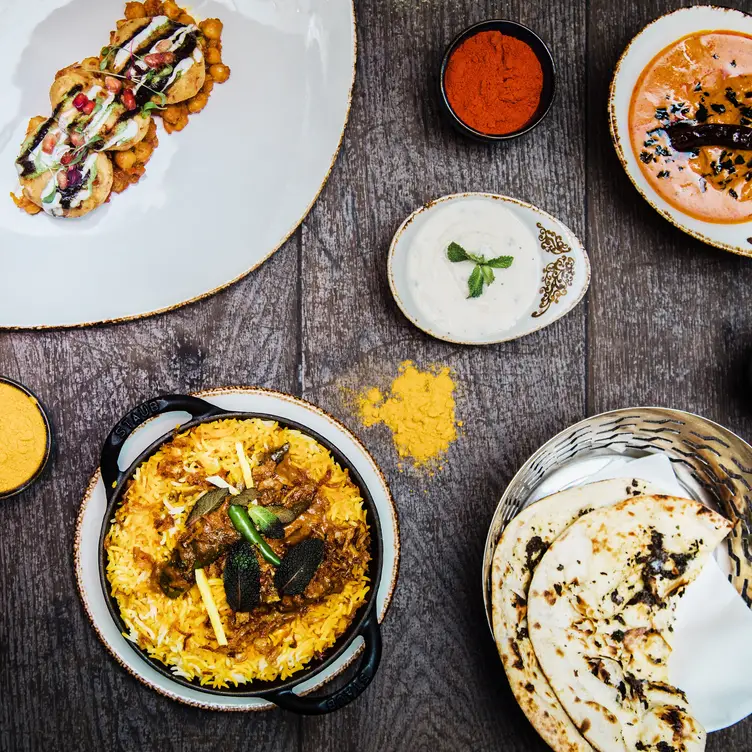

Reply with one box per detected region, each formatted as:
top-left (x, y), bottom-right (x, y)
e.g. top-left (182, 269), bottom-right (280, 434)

top-left (387, 193), bottom-right (590, 345)
top-left (609, 5), bottom-right (752, 256)
top-left (74, 386), bottom-right (400, 711)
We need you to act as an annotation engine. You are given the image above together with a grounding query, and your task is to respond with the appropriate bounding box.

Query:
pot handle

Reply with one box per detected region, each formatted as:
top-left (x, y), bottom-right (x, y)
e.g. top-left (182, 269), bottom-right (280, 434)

top-left (268, 609), bottom-right (382, 715)
top-left (100, 394), bottom-right (223, 498)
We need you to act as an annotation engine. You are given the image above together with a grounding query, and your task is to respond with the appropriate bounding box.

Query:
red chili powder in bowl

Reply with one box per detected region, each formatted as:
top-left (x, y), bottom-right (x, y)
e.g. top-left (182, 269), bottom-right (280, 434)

top-left (444, 30), bottom-right (544, 136)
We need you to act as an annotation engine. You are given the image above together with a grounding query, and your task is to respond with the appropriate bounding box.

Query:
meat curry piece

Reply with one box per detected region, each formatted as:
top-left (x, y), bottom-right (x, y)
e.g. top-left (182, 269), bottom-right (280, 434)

top-left (252, 444), bottom-right (325, 514)
top-left (158, 445), bottom-right (337, 600)
top-left (159, 499), bottom-right (241, 597)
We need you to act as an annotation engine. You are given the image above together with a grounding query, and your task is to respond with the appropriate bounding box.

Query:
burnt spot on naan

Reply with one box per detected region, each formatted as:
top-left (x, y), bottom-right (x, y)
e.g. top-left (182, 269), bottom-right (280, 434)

top-left (647, 681), bottom-right (688, 703)
top-left (585, 656), bottom-right (612, 685)
top-left (508, 638), bottom-right (524, 670)
top-left (656, 743), bottom-right (677, 752)
top-left (584, 700), bottom-right (619, 725)
top-left (659, 705), bottom-right (690, 741)
top-left (525, 535), bottom-right (549, 572)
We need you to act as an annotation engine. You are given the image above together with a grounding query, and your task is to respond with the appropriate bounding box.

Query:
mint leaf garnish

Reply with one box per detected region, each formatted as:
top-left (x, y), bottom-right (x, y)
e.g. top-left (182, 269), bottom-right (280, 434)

top-left (447, 242), bottom-right (469, 262)
top-left (467, 265), bottom-right (484, 298)
top-left (446, 241), bottom-right (514, 298)
top-left (486, 256), bottom-right (514, 269)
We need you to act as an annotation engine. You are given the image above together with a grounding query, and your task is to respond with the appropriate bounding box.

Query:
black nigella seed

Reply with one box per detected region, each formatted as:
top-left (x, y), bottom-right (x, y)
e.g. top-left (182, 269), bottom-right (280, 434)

top-left (711, 103), bottom-right (726, 114)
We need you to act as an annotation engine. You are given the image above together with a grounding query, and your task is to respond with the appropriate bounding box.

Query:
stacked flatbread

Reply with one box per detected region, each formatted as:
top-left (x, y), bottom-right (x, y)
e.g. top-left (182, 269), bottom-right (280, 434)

top-left (491, 479), bottom-right (732, 752)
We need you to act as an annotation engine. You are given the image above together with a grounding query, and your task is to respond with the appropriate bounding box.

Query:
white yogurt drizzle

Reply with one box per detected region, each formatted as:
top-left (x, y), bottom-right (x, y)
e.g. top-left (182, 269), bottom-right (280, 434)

top-left (100, 118), bottom-right (140, 150)
top-left (113, 16), bottom-right (173, 70)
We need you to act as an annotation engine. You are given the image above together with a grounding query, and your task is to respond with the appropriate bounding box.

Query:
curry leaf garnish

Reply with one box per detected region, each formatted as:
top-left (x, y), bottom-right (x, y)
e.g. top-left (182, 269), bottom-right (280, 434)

top-left (446, 241), bottom-right (514, 298)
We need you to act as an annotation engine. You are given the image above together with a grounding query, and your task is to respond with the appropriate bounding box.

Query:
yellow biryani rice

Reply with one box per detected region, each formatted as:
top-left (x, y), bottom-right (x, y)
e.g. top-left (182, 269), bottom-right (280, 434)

top-left (105, 418), bottom-right (370, 688)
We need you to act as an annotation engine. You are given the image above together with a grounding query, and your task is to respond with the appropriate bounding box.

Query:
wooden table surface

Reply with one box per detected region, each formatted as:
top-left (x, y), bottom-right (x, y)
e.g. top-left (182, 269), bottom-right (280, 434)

top-left (3, 0), bottom-right (752, 750)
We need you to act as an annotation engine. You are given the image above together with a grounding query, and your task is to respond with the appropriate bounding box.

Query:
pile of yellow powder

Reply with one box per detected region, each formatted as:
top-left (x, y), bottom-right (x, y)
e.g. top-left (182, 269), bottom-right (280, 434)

top-left (355, 361), bottom-right (460, 470)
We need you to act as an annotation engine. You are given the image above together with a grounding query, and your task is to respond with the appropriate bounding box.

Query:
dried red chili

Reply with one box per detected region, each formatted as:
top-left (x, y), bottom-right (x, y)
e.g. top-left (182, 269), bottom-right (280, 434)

top-left (444, 30), bottom-right (544, 135)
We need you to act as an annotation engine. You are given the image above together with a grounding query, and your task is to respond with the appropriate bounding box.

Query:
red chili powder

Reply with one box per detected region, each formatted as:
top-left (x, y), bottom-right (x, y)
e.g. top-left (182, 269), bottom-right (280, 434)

top-left (444, 30), bottom-right (544, 135)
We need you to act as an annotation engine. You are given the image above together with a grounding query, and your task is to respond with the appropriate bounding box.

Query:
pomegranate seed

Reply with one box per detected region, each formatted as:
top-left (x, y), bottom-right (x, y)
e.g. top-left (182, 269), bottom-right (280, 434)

top-left (144, 53), bottom-right (164, 68)
top-left (82, 99), bottom-right (95, 115)
top-left (67, 167), bottom-right (83, 190)
top-left (72, 93), bottom-right (88, 111)
top-left (122, 89), bottom-right (136, 111)
top-left (57, 171), bottom-right (68, 190)
top-left (104, 76), bottom-right (122, 93)
top-left (69, 132), bottom-right (84, 147)
top-left (155, 39), bottom-right (171, 53)
top-left (42, 132), bottom-right (58, 154)
top-left (60, 151), bottom-right (74, 166)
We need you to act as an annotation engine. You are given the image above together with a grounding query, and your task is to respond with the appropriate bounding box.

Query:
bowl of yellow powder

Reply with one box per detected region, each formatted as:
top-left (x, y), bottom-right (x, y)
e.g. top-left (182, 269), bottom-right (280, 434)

top-left (0, 377), bottom-right (52, 499)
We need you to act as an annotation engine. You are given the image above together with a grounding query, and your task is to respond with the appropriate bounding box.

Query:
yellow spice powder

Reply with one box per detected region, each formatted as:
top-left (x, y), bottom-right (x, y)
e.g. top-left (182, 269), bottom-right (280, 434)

top-left (0, 382), bottom-right (48, 494)
top-left (356, 361), bottom-right (459, 468)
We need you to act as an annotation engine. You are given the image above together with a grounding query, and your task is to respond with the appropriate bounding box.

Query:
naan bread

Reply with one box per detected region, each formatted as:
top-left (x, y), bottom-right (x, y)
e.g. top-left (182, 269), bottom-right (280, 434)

top-left (528, 495), bottom-right (732, 752)
top-left (491, 478), bottom-right (660, 752)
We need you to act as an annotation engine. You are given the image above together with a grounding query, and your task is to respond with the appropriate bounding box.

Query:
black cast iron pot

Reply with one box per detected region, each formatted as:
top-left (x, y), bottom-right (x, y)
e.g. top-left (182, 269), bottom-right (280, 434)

top-left (98, 394), bottom-right (384, 714)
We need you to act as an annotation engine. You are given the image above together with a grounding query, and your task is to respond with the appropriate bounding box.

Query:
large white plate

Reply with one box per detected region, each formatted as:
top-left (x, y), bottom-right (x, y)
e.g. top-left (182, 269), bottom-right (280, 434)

top-left (74, 387), bottom-right (400, 710)
top-left (609, 6), bottom-right (752, 256)
top-left (0, 0), bottom-right (355, 327)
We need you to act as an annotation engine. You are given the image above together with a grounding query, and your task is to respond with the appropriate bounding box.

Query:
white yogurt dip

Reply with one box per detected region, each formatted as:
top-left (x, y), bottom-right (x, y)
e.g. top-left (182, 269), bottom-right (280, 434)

top-left (405, 198), bottom-right (541, 340)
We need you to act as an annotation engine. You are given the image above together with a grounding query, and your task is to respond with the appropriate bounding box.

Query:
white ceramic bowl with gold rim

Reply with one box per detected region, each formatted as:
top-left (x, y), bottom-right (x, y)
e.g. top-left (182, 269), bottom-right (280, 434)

top-left (609, 5), bottom-right (752, 257)
top-left (74, 387), bottom-right (400, 711)
top-left (387, 193), bottom-right (590, 345)
top-left (0, 0), bottom-right (355, 328)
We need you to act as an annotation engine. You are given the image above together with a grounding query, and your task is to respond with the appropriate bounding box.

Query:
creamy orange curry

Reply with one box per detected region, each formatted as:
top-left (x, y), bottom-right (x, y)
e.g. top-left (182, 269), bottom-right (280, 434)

top-left (630, 31), bottom-right (752, 223)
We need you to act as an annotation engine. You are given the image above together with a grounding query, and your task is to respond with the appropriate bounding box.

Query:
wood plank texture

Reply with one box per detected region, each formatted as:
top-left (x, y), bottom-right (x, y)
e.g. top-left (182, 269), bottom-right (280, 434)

top-left (0, 0), bottom-right (750, 750)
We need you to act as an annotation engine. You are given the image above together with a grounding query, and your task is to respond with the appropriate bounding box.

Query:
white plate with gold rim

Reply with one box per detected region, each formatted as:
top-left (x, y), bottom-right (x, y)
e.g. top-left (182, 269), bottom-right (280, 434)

top-left (74, 386), bottom-right (400, 711)
top-left (609, 5), bottom-right (752, 256)
top-left (0, 0), bottom-right (355, 328)
top-left (387, 193), bottom-right (590, 345)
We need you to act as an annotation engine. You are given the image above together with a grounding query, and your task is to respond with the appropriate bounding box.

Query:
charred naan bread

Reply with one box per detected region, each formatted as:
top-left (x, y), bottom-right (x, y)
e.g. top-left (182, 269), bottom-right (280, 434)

top-left (491, 479), bottom-right (661, 752)
top-left (528, 495), bottom-right (732, 752)
top-left (106, 16), bottom-right (205, 105)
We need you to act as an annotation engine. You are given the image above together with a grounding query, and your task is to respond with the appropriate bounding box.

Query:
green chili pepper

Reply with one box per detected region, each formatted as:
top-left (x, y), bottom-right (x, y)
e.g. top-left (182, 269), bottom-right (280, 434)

top-left (227, 505), bottom-right (281, 566)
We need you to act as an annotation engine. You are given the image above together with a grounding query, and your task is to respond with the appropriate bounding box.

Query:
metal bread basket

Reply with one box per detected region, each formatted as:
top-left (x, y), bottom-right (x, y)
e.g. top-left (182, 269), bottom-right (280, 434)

top-left (482, 407), bottom-right (752, 630)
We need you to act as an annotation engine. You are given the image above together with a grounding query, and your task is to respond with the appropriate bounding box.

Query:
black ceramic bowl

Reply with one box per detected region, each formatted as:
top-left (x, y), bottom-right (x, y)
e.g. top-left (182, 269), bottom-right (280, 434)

top-left (97, 394), bottom-right (384, 714)
top-left (0, 376), bottom-right (52, 501)
top-left (439, 19), bottom-right (556, 142)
